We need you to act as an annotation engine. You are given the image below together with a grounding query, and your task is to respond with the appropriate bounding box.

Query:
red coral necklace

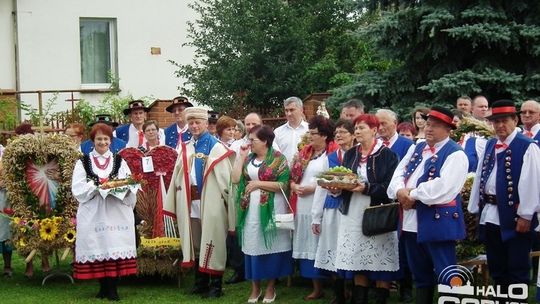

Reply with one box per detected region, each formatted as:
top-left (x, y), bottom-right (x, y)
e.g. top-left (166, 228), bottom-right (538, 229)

top-left (92, 156), bottom-right (111, 170)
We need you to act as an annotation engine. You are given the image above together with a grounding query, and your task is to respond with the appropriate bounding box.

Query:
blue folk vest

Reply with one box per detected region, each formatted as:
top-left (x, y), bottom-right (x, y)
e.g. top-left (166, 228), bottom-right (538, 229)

top-left (80, 137), bottom-right (127, 155)
top-left (478, 132), bottom-right (537, 241)
top-left (391, 135), bottom-right (414, 160)
top-left (115, 124), bottom-right (130, 143)
top-left (165, 123), bottom-right (192, 148)
top-left (403, 140), bottom-right (466, 243)
top-left (464, 137), bottom-right (478, 173)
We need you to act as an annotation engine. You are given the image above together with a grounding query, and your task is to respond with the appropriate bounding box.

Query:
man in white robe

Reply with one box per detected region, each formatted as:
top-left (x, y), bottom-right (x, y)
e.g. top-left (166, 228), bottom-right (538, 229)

top-left (164, 107), bottom-right (234, 298)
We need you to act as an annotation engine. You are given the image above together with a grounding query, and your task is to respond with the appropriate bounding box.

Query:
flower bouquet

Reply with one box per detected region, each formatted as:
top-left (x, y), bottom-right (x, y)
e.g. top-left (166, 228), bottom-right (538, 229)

top-left (317, 166), bottom-right (359, 190)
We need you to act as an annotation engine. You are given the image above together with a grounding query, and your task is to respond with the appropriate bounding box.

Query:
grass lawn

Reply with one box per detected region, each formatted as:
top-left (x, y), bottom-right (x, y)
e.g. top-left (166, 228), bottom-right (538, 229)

top-left (1, 253), bottom-right (536, 303)
top-left (0, 253), bottom-right (344, 304)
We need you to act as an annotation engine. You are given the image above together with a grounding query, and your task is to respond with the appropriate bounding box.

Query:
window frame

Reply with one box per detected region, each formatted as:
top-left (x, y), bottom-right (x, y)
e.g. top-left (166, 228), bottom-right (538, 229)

top-left (79, 17), bottom-right (118, 89)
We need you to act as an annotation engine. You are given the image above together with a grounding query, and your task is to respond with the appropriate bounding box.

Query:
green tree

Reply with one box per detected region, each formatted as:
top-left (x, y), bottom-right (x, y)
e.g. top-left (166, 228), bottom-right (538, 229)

top-left (329, 0), bottom-right (540, 115)
top-left (173, 0), bottom-right (366, 114)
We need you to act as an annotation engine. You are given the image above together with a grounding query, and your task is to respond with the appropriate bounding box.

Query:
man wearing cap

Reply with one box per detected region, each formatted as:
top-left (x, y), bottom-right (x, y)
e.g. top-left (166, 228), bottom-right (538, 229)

top-left (114, 100), bottom-right (165, 148)
top-left (208, 110), bottom-right (220, 136)
top-left (80, 114), bottom-right (127, 155)
top-left (164, 107), bottom-right (234, 298)
top-left (388, 106), bottom-right (468, 304)
top-left (468, 100), bottom-right (540, 296)
top-left (520, 100), bottom-right (540, 143)
top-left (164, 96), bottom-right (193, 149)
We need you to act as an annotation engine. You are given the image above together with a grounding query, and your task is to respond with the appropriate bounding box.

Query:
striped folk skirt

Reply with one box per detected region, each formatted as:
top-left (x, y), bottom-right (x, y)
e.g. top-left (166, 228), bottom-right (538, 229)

top-left (73, 258), bottom-right (137, 280)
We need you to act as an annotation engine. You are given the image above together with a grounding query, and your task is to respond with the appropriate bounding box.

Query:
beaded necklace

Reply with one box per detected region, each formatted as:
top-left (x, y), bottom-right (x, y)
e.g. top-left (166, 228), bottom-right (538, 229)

top-left (359, 140), bottom-right (377, 164)
top-left (92, 155), bottom-right (111, 170)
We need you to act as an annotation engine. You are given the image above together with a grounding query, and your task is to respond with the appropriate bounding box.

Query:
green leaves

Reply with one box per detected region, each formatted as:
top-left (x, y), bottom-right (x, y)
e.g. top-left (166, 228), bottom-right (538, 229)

top-left (330, 0), bottom-right (540, 115)
top-left (174, 0), bottom-right (366, 114)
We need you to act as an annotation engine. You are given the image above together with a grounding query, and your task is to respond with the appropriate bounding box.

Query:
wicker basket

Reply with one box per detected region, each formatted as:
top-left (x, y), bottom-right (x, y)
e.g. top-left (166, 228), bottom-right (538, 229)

top-left (317, 180), bottom-right (358, 190)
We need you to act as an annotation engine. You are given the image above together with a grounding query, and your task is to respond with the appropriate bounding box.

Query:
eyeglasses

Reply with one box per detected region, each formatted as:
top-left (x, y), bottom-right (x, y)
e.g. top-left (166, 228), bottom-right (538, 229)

top-left (247, 138), bottom-right (261, 143)
top-left (334, 130), bottom-right (350, 135)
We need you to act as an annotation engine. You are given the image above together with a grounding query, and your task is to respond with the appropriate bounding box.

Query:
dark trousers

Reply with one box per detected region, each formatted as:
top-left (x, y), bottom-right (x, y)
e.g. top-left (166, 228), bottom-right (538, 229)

top-left (226, 234), bottom-right (244, 275)
top-left (402, 231), bottom-right (456, 288)
top-left (484, 223), bottom-right (533, 287)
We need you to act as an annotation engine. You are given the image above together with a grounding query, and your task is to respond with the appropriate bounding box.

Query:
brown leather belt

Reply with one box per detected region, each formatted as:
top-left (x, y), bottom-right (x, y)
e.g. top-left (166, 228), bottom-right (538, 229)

top-left (483, 194), bottom-right (497, 205)
top-left (191, 185), bottom-right (201, 201)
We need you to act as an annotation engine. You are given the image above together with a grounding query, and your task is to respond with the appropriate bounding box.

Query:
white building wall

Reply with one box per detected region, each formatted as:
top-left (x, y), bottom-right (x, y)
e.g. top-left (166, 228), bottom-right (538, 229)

top-left (13, 0), bottom-right (196, 114)
top-left (0, 0), bottom-right (16, 90)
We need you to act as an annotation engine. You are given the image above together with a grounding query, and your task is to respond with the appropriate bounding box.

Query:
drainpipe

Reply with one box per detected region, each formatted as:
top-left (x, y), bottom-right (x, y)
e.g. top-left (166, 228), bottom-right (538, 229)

top-left (12, 0), bottom-right (21, 122)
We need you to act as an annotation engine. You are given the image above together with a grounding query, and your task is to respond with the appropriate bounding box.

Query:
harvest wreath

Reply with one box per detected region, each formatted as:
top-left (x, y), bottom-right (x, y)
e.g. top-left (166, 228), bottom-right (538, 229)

top-left (2, 133), bottom-right (80, 258)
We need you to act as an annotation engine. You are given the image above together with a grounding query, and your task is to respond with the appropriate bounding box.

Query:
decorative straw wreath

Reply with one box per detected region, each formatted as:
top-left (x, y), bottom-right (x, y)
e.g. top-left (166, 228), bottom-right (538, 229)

top-left (2, 133), bottom-right (80, 258)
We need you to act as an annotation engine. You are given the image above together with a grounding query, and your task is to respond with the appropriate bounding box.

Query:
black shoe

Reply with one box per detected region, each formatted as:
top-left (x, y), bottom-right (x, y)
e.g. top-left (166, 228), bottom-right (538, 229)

top-left (96, 278), bottom-right (108, 299)
top-left (106, 278), bottom-right (120, 301)
top-left (399, 276), bottom-right (413, 303)
top-left (415, 287), bottom-right (434, 304)
top-left (374, 288), bottom-right (389, 304)
top-left (225, 272), bottom-right (245, 284)
top-left (351, 285), bottom-right (368, 304)
top-left (190, 271), bottom-right (210, 295)
top-left (202, 276), bottom-right (223, 298)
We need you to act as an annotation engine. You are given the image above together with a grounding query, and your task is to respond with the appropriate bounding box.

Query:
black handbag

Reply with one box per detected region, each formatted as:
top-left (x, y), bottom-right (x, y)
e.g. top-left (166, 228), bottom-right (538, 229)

top-left (362, 202), bottom-right (399, 236)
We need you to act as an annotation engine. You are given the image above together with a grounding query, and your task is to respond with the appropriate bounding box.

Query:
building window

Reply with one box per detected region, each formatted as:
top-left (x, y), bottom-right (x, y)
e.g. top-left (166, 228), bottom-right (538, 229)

top-left (80, 18), bottom-right (117, 86)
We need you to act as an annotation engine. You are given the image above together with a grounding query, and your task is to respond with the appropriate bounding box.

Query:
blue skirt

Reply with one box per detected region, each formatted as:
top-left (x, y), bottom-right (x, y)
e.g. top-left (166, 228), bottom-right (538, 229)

top-left (299, 258), bottom-right (327, 279)
top-left (245, 251), bottom-right (293, 281)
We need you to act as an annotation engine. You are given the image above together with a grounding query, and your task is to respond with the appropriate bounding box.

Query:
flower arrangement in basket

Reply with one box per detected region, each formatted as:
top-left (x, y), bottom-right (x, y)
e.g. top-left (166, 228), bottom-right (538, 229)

top-left (317, 166), bottom-right (359, 190)
top-left (2, 133), bottom-right (80, 261)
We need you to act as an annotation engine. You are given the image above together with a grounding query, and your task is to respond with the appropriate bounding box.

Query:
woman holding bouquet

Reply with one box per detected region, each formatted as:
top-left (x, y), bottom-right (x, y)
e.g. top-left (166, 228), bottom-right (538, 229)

top-left (71, 123), bottom-right (138, 301)
top-left (334, 114), bottom-right (399, 304)
top-left (232, 125), bottom-right (292, 303)
top-left (290, 115), bottom-right (338, 301)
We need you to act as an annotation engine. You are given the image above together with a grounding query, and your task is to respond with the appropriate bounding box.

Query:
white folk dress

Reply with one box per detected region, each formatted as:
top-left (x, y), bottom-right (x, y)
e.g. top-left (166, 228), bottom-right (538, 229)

top-left (292, 153), bottom-right (327, 262)
top-left (242, 160), bottom-right (292, 256)
top-left (335, 145), bottom-right (399, 273)
top-left (71, 150), bottom-right (138, 279)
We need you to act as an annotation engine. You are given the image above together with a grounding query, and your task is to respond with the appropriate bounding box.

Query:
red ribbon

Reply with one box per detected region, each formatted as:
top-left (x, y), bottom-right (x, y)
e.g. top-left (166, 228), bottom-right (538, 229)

top-left (429, 110), bottom-right (454, 125)
top-left (492, 106), bottom-right (516, 115)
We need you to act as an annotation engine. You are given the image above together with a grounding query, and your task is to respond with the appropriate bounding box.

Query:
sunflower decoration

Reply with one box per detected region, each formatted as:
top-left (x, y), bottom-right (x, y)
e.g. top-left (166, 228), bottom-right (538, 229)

top-left (64, 229), bottom-right (76, 243)
top-left (39, 219), bottom-right (59, 241)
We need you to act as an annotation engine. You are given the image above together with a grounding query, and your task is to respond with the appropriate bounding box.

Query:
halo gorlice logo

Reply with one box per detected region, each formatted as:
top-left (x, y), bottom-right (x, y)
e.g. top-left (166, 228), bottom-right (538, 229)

top-left (437, 265), bottom-right (528, 303)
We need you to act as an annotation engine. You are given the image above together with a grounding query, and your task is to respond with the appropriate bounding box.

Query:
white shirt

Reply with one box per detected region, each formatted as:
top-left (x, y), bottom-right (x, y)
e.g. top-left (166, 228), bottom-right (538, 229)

top-left (468, 129), bottom-right (540, 224)
top-left (274, 120), bottom-right (309, 165)
top-left (387, 137), bottom-right (469, 233)
top-left (523, 123), bottom-right (540, 138)
top-left (113, 124), bottom-right (166, 148)
top-left (189, 157), bottom-right (201, 219)
top-left (229, 136), bottom-right (281, 157)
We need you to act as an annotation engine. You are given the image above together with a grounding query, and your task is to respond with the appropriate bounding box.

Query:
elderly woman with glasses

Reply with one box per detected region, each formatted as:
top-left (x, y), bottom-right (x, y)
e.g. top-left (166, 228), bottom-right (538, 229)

top-left (232, 125), bottom-right (292, 303)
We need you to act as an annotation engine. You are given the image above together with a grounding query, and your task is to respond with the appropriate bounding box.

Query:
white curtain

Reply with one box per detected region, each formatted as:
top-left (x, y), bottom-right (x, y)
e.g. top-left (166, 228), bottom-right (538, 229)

top-left (80, 20), bottom-right (111, 84)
